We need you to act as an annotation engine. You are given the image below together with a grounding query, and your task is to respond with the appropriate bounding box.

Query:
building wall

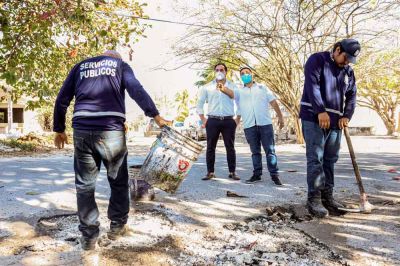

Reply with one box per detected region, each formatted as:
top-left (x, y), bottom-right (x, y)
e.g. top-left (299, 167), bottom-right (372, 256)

top-left (23, 110), bottom-right (44, 133)
top-left (0, 89), bottom-right (43, 134)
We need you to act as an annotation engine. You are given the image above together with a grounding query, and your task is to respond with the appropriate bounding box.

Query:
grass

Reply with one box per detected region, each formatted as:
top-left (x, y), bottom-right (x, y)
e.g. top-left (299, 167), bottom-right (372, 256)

top-left (0, 139), bottom-right (38, 152)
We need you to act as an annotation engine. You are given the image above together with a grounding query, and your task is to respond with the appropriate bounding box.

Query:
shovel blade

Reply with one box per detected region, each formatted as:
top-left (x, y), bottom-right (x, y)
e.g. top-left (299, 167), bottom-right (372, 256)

top-left (360, 201), bottom-right (374, 213)
top-left (337, 207), bottom-right (361, 213)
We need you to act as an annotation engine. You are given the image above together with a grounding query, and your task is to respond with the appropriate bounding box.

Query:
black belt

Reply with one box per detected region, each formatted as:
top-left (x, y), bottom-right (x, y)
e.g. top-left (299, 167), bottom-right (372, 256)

top-left (208, 115), bottom-right (233, 120)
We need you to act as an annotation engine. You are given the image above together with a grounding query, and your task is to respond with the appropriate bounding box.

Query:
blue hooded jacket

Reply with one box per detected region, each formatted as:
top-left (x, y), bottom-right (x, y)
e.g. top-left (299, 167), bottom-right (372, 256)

top-left (53, 55), bottom-right (159, 132)
top-left (299, 51), bottom-right (357, 129)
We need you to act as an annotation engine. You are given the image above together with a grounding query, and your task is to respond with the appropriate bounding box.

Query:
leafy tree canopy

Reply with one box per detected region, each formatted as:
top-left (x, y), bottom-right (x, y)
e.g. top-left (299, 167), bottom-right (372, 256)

top-left (0, 0), bottom-right (148, 109)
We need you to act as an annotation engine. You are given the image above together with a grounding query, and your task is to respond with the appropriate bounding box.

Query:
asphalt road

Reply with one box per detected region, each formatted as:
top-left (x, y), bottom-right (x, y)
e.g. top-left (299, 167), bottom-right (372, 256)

top-left (0, 135), bottom-right (399, 265)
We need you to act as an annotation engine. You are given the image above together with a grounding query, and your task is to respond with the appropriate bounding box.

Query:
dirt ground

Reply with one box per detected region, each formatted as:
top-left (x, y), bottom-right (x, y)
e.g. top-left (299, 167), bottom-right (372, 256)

top-left (0, 135), bottom-right (399, 265)
top-left (2, 198), bottom-right (399, 265)
top-left (0, 204), bottom-right (348, 266)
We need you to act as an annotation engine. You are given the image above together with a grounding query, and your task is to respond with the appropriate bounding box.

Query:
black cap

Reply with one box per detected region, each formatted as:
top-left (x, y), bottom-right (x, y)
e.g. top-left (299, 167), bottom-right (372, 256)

top-left (340, 39), bottom-right (361, 64)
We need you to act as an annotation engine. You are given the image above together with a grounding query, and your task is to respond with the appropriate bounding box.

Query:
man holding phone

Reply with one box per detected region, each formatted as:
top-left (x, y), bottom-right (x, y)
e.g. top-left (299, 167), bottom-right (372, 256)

top-left (196, 63), bottom-right (239, 181)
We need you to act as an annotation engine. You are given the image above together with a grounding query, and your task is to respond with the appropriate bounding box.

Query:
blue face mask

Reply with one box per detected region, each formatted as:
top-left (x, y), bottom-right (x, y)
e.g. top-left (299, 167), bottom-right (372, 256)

top-left (241, 74), bottom-right (252, 84)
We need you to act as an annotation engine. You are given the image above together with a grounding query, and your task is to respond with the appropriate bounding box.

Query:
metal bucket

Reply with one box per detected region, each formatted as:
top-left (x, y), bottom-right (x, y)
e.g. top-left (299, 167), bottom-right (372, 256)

top-left (140, 126), bottom-right (204, 193)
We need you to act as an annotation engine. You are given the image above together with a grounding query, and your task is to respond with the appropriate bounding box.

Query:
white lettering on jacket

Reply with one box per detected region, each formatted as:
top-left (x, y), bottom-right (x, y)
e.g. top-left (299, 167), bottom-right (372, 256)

top-left (79, 59), bottom-right (118, 80)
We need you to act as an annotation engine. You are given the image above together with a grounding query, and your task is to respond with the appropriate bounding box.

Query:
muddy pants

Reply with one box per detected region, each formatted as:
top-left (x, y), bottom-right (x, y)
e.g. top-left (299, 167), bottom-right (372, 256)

top-left (73, 129), bottom-right (129, 239)
top-left (301, 120), bottom-right (342, 199)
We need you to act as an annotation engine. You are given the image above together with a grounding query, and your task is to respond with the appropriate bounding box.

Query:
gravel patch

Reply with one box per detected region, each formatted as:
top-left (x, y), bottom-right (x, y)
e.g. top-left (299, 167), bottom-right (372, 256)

top-left (0, 205), bottom-right (346, 266)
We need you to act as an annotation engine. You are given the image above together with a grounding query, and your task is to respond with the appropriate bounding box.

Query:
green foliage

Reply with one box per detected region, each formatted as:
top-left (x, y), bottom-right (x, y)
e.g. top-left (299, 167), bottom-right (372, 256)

top-left (0, 139), bottom-right (37, 152)
top-left (355, 49), bottom-right (400, 134)
top-left (195, 45), bottom-right (246, 87)
top-left (36, 105), bottom-right (54, 132)
top-left (356, 49), bottom-right (400, 95)
top-left (174, 89), bottom-right (191, 122)
top-left (37, 102), bottom-right (74, 133)
top-left (0, 0), bottom-right (148, 109)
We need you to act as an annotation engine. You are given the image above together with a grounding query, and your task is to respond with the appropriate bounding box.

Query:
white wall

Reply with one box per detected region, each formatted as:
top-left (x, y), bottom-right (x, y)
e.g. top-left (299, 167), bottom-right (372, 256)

top-left (23, 110), bottom-right (43, 134)
top-left (349, 106), bottom-right (396, 135)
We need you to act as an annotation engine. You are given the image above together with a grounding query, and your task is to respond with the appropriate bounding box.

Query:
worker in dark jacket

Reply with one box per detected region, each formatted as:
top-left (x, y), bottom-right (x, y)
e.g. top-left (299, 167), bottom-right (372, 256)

top-left (300, 39), bottom-right (360, 218)
top-left (53, 50), bottom-right (169, 250)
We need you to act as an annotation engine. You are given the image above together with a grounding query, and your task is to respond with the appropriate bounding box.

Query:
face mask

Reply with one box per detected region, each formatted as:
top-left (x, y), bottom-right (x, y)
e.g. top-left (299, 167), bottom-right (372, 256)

top-left (215, 72), bottom-right (225, 81)
top-left (241, 74), bottom-right (252, 84)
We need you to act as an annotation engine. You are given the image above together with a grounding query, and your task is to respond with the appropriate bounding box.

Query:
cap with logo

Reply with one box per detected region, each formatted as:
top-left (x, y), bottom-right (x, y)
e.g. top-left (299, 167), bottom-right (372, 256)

top-left (340, 39), bottom-right (361, 64)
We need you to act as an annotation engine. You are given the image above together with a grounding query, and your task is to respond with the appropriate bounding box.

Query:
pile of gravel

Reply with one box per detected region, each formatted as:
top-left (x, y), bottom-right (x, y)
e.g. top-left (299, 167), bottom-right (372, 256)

top-left (174, 213), bottom-right (344, 266)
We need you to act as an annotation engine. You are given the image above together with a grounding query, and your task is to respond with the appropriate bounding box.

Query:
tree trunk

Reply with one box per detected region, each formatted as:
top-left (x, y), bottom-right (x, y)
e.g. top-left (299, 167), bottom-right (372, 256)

top-left (360, 103), bottom-right (399, 136)
top-left (397, 112), bottom-right (400, 133)
top-left (294, 117), bottom-right (304, 144)
top-left (281, 106), bottom-right (304, 144)
top-left (287, 111), bottom-right (304, 144)
top-left (379, 111), bottom-right (396, 135)
top-left (383, 118), bottom-right (395, 135)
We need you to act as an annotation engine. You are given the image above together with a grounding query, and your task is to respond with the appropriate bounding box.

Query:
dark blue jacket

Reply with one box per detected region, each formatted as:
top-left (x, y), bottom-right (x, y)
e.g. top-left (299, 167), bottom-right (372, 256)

top-left (53, 55), bottom-right (159, 132)
top-left (299, 51), bottom-right (357, 129)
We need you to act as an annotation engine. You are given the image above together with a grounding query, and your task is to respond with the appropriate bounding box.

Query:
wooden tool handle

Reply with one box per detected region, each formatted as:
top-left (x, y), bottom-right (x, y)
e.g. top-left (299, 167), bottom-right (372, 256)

top-left (343, 127), bottom-right (366, 195)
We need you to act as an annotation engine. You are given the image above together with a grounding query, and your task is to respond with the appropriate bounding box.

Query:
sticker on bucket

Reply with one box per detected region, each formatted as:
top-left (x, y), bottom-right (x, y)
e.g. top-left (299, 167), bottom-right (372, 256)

top-left (178, 159), bottom-right (190, 172)
top-left (140, 126), bottom-right (204, 193)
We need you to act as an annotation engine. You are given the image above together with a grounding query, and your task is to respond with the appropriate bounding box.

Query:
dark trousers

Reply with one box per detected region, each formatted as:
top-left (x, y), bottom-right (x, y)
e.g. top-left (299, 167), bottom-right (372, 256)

top-left (73, 129), bottom-right (129, 239)
top-left (205, 118), bottom-right (237, 173)
top-left (301, 120), bottom-right (342, 199)
top-left (244, 124), bottom-right (279, 177)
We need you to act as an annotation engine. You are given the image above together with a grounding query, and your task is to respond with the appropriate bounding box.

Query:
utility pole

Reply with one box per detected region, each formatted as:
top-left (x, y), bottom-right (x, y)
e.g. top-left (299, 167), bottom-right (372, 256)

top-left (7, 87), bottom-right (12, 134)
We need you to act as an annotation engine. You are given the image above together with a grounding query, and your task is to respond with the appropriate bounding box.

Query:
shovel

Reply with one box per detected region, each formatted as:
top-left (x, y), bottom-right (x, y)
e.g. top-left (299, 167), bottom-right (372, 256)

top-left (338, 127), bottom-right (374, 213)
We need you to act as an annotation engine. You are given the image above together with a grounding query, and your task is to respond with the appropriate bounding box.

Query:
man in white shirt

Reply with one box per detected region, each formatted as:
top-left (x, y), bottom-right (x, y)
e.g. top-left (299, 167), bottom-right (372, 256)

top-left (196, 63), bottom-right (240, 181)
top-left (235, 67), bottom-right (284, 185)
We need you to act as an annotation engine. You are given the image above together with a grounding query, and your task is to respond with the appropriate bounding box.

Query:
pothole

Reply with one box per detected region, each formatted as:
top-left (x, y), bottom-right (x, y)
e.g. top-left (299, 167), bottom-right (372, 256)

top-left (5, 205), bottom-right (350, 265)
top-left (36, 213), bottom-right (79, 242)
top-left (213, 205), bottom-right (346, 266)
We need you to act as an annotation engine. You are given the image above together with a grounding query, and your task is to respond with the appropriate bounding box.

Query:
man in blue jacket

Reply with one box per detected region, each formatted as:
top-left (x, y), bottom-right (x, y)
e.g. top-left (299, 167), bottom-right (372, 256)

top-left (53, 50), bottom-right (169, 250)
top-left (300, 39), bottom-right (360, 218)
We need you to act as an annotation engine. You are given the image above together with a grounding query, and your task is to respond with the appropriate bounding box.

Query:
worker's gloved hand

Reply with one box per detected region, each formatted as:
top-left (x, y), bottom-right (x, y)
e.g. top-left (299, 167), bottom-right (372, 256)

top-left (154, 115), bottom-right (172, 128)
top-left (318, 112), bottom-right (330, 129)
top-left (338, 117), bottom-right (349, 129)
top-left (54, 132), bottom-right (68, 149)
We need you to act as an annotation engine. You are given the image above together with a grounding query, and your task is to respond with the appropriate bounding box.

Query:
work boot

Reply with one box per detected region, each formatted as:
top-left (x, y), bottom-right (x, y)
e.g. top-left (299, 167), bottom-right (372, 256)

top-left (321, 191), bottom-right (345, 215)
top-left (228, 172), bottom-right (240, 180)
top-left (306, 196), bottom-right (329, 218)
top-left (107, 224), bottom-right (127, 241)
top-left (271, 175), bottom-right (283, 186)
top-left (80, 236), bottom-right (97, 250)
top-left (202, 172), bottom-right (216, 181)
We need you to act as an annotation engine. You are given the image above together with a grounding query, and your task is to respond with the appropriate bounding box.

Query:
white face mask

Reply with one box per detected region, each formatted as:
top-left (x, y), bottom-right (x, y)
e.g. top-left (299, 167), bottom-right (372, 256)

top-left (215, 72), bottom-right (225, 81)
